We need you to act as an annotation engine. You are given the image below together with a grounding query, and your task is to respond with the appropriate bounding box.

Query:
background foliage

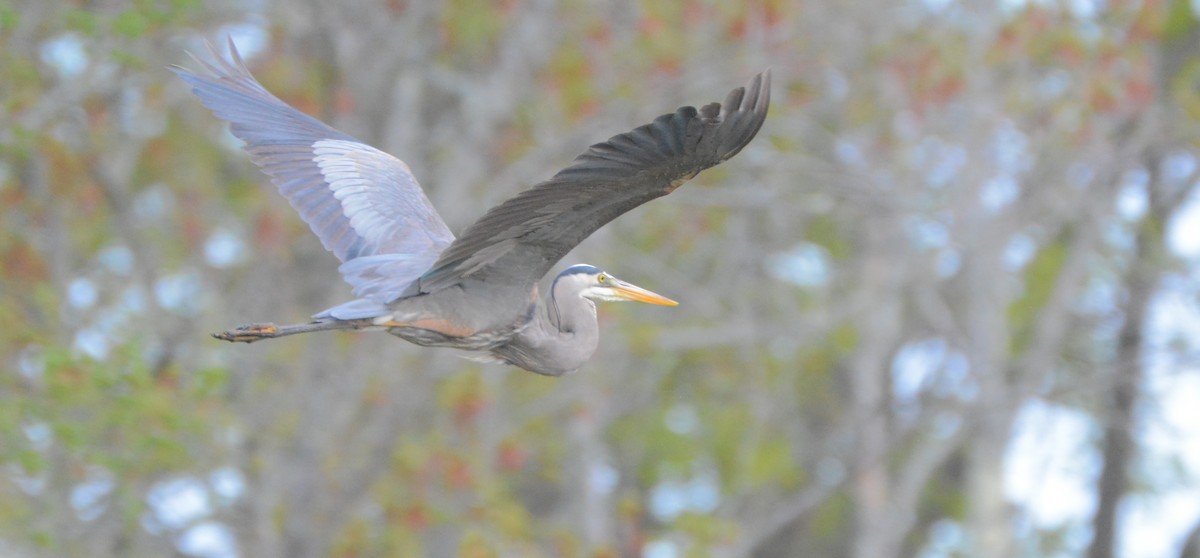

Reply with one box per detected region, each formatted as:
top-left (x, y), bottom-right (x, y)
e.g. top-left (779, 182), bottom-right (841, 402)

top-left (3, 1), bottom-right (1200, 557)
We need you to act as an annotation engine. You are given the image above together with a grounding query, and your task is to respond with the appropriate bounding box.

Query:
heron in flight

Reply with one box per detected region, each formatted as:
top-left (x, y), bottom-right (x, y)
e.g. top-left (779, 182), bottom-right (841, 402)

top-left (176, 39), bottom-right (770, 376)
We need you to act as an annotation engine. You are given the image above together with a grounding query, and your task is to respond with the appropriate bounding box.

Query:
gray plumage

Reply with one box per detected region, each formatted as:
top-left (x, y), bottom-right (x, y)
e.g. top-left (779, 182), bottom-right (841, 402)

top-left (178, 38), bottom-right (770, 376)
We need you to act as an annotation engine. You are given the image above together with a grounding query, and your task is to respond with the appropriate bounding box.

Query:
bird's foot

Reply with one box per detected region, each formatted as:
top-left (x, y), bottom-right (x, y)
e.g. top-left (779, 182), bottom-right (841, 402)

top-left (213, 323), bottom-right (279, 343)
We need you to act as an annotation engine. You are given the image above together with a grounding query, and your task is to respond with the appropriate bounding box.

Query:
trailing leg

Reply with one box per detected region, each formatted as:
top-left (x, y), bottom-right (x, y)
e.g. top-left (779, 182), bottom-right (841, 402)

top-left (212, 319), bottom-right (373, 343)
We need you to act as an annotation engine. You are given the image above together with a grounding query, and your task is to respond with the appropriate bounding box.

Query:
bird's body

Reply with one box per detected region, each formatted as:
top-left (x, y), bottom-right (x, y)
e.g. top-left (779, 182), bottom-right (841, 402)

top-left (177, 39), bottom-right (769, 375)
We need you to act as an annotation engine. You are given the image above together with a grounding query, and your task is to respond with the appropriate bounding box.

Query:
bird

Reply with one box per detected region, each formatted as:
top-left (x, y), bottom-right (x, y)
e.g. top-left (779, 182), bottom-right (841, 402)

top-left (176, 38), bottom-right (770, 376)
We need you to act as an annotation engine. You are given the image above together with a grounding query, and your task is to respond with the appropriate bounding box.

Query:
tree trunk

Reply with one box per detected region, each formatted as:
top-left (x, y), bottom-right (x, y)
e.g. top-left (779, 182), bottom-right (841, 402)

top-left (1087, 159), bottom-right (1161, 558)
top-left (850, 221), bottom-right (905, 558)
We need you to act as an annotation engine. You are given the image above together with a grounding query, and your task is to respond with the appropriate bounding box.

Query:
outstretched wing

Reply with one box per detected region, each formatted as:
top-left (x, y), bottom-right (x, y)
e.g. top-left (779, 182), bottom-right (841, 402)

top-left (174, 39), bottom-right (453, 303)
top-left (414, 70), bottom-right (770, 295)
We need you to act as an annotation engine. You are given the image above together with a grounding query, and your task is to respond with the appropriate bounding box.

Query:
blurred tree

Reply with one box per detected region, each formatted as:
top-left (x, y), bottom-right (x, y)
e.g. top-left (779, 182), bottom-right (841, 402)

top-left (2, 1), bottom-right (1200, 557)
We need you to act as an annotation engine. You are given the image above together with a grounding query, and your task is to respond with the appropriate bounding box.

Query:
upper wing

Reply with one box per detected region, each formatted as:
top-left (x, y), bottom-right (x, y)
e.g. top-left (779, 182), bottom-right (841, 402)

top-left (413, 70), bottom-right (770, 295)
top-left (174, 39), bottom-right (454, 302)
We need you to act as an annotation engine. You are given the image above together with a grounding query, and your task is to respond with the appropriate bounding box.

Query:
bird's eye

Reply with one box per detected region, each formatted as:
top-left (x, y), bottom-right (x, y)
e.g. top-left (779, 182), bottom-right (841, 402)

top-left (598, 273), bottom-right (608, 283)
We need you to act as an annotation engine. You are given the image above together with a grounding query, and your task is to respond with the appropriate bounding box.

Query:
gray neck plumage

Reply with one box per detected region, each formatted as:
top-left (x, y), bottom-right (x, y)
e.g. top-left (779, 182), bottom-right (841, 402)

top-left (490, 280), bottom-right (599, 377)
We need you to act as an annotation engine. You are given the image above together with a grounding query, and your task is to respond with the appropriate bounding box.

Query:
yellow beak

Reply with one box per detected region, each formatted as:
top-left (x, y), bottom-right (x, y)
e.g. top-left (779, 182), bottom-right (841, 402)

top-left (609, 278), bottom-right (679, 306)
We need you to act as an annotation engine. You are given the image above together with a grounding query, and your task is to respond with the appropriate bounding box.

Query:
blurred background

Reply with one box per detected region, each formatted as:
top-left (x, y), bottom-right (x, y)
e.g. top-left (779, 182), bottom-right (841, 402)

top-left (3, 0), bottom-right (1200, 557)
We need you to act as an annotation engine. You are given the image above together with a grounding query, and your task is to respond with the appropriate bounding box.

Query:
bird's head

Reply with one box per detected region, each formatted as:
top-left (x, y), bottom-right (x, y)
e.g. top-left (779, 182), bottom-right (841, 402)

top-left (554, 264), bottom-right (679, 306)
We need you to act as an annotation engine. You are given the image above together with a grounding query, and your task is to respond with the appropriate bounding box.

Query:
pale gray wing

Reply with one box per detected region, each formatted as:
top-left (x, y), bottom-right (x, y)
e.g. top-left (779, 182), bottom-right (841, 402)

top-left (413, 70), bottom-right (770, 296)
top-left (174, 39), bottom-right (453, 303)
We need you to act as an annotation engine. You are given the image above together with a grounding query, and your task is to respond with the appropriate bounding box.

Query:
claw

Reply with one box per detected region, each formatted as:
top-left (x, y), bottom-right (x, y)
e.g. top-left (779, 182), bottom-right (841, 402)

top-left (212, 323), bottom-right (279, 343)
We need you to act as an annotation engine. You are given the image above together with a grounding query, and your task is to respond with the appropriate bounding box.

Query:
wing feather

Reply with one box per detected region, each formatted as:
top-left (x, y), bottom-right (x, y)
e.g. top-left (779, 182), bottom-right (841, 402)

top-left (175, 39), bottom-right (454, 303)
top-left (415, 70), bottom-right (771, 295)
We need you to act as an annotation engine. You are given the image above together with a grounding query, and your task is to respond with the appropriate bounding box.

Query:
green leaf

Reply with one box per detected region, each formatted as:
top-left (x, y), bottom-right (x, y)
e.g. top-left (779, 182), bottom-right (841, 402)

top-left (746, 437), bottom-right (800, 488)
top-left (1008, 236), bottom-right (1068, 353)
top-left (0, 7), bottom-right (19, 31)
top-left (806, 215), bottom-right (852, 260)
top-left (113, 10), bottom-right (149, 38)
top-left (1163, 0), bottom-right (1197, 40)
top-left (63, 10), bottom-right (98, 35)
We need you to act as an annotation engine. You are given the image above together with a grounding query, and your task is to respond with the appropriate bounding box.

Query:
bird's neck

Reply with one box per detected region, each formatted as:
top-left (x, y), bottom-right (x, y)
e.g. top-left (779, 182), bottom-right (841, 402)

top-left (537, 291), bottom-right (600, 371)
top-left (547, 289), bottom-right (593, 334)
top-left (490, 288), bottom-right (599, 377)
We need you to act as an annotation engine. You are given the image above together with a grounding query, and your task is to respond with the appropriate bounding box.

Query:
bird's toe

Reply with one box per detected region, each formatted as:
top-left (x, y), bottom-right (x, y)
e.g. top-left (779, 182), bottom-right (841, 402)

top-left (213, 323), bottom-right (278, 343)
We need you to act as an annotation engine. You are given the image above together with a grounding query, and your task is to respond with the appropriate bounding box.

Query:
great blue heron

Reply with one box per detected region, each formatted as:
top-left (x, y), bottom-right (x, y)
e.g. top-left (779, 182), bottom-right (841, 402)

top-left (176, 39), bottom-right (769, 376)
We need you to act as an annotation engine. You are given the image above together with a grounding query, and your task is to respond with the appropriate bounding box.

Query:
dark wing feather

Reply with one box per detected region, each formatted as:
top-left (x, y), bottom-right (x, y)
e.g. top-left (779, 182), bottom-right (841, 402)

top-left (414, 70), bottom-right (771, 295)
top-left (174, 39), bottom-right (454, 302)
